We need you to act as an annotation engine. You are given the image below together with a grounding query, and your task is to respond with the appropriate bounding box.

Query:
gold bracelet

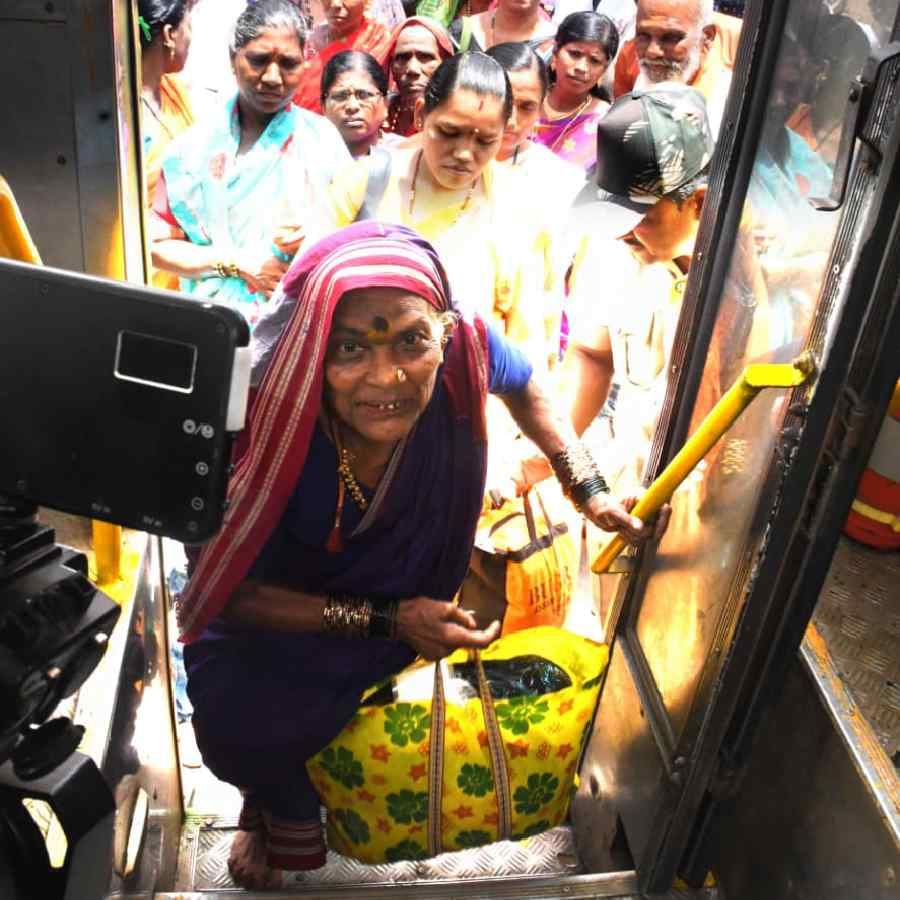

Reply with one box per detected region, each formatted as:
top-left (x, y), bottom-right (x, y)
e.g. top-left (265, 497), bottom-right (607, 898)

top-left (213, 260), bottom-right (240, 279)
top-left (322, 595), bottom-right (373, 638)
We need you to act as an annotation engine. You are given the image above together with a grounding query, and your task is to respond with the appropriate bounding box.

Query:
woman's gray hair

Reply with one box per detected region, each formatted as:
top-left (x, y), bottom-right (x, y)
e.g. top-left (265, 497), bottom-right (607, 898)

top-left (231, 0), bottom-right (308, 55)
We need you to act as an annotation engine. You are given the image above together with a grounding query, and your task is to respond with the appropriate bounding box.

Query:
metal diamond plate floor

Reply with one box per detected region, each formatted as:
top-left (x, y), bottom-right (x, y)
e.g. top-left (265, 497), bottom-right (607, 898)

top-left (177, 821), bottom-right (581, 891)
top-left (812, 537), bottom-right (900, 760)
top-left (169, 819), bottom-right (720, 898)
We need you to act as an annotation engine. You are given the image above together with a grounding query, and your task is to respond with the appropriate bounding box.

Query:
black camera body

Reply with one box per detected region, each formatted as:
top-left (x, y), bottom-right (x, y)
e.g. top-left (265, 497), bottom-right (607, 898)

top-left (0, 260), bottom-right (252, 898)
top-left (0, 259), bottom-right (251, 543)
top-left (0, 544), bottom-right (118, 763)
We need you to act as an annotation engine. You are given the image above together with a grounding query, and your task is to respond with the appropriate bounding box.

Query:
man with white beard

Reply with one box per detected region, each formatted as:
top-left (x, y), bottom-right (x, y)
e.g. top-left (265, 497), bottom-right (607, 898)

top-left (614, 0), bottom-right (739, 136)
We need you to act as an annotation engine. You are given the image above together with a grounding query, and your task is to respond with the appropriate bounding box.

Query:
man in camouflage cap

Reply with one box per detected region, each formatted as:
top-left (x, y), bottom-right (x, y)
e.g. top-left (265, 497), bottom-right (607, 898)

top-left (569, 81), bottom-right (714, 259)
top-left (562, 83), bottom-right (715, 491)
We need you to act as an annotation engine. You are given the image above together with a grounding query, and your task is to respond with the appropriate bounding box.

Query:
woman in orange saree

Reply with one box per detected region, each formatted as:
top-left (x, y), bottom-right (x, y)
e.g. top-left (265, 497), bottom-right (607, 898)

top-left (138, 0), bottom-right (196, 290)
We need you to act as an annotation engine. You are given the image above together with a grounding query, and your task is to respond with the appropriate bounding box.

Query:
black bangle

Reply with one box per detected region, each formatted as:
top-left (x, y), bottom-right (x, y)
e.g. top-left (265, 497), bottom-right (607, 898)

top-left (550, 443), bottom-right (610, 510)
top-left (369, 599), bottom-right (399, 640)
top-left (569, 474), bottom-right (610, 512)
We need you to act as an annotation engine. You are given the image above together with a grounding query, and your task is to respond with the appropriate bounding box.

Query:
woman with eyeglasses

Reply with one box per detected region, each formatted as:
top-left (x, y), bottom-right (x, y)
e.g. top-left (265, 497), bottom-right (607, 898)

top-left (321, 51), bottom-right (390, 158)
top-left (293, 0), bottom-right (392, 112)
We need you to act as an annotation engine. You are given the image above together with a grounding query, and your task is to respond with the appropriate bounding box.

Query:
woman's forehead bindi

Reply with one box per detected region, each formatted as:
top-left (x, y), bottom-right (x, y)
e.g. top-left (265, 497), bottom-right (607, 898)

top-left (365, 316), bottom-right (392, 340)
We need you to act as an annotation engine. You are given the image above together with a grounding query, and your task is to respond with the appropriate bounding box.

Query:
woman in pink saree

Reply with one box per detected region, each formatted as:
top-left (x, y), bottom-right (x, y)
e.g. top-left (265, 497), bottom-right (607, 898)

top-left (533, 12), bottom-right (619, 172)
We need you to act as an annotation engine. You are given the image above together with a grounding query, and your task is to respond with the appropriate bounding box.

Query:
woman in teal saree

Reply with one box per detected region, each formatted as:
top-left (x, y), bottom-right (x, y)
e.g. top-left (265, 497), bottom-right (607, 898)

top-left (150, 0), bottom-right (349, 327)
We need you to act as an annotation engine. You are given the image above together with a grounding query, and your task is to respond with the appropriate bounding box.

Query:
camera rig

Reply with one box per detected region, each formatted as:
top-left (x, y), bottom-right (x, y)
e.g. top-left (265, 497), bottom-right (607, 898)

top-left (0, 494), bottom-right (120, 898)
top-left (0, 259), bottom-right (251, 898)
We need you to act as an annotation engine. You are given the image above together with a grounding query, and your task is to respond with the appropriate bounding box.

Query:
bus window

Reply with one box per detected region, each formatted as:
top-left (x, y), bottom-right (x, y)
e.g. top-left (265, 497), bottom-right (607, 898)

top-left (632, 1), bottom-right (890, 744)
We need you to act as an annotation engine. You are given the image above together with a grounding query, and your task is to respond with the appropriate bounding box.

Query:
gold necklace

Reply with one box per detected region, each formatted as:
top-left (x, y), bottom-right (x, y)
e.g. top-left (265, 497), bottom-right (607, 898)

top-left (387, 95), bottom-right (417, 135)
top-left (326, 424), bottom-right (367, 553)
top-left (337, 446), bottom-right (369, 512)
top-left (407, 149), bottom-right (478, 220)
top-left (542, 94), bottom-right (591, 122)
top-left (542, 95), bottom-right (593, 153)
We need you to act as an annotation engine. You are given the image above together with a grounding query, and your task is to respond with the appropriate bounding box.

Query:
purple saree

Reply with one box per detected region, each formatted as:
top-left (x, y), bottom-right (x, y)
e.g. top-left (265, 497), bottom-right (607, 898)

top-left (533, 104), bottom-right (608, 172)
top-left (182, 223), bottom-right (532, 872)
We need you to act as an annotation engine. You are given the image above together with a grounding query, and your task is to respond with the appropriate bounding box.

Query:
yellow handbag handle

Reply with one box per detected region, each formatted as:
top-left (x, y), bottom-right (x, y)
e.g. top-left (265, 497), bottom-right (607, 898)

top-left (592, 352), bottom-right (817, 574)
top-left (426, 650), bottom-right (512, 856)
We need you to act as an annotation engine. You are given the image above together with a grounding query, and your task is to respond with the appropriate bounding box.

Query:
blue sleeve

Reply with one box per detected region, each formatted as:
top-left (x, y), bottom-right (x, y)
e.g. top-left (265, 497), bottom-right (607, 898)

top-left (486, 323), bottom-right (533, 395)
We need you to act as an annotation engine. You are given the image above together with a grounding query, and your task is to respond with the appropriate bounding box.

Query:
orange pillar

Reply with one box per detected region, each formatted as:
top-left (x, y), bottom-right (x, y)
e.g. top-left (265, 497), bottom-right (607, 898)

top-left (844, 380), bottom-right (900, 549)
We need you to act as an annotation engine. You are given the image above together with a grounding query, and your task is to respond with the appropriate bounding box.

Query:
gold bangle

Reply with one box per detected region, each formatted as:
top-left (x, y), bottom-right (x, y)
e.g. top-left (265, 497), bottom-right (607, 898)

top-left (213, 260), bottom-right (239, 279)
top-left (322, 595), bottom-right (373, 639)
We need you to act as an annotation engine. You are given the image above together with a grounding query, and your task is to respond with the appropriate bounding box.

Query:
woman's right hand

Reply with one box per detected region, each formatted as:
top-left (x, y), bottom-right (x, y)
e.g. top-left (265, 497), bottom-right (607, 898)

top-left (395, 598), bottom-right (500, 661)
top-left (233, 250), bottom-right (289, 299)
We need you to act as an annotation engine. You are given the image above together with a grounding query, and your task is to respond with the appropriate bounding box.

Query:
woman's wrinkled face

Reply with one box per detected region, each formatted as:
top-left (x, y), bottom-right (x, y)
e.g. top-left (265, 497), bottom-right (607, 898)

top-left (419, 88), bottom-right (506, 190)
top-left (552, 40), bottom-right (609, 99)
top-left (391, 26), bottom-right (443, 99)
top-left (323, 68), bottom-right (387, 151)
top-left (322, 0), bottom-right (366, 39)
top-left (232, 28), bottom-right (304, 117)
top-left (325, 288), bottom-right (448, 449)
top-left (500, 67), bottom-right (543, 160)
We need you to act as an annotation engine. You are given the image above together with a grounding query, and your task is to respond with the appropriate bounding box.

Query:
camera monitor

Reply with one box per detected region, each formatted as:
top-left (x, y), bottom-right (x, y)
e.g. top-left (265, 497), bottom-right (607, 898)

top-left (0, 260), bottom-right (251, 542)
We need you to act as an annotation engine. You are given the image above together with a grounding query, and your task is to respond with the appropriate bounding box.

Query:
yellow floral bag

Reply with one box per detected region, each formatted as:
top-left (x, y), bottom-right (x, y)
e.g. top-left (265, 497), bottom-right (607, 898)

top-left (306, 627), bottom-right (607, 863)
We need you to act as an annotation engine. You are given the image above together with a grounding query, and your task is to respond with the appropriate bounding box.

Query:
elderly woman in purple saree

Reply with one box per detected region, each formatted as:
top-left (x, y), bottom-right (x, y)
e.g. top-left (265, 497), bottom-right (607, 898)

top-left (177, 222), bottom-right (660, 889)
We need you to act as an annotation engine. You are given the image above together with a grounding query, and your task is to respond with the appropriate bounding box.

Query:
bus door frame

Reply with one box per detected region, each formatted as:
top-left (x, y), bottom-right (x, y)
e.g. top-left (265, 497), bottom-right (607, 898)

top-left (573, 1), bottom-right (900, 893)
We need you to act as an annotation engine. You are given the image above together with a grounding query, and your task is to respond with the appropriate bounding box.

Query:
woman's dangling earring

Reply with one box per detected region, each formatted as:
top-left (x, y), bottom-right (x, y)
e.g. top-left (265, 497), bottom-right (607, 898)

top-left (396, 368), bottom-right (407, 383)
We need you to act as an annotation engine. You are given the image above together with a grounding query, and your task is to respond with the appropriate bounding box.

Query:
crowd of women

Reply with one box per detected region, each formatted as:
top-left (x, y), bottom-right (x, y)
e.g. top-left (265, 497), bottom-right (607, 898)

top-left (138, 0), bottom-right (674, 889)
top-left (140, 0), bottom-right (623, 323)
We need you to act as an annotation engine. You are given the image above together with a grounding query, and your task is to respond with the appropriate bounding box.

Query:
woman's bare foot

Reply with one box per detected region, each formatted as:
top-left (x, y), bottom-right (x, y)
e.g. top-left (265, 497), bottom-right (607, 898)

top-left (228, 828), bottom-right (282, 890)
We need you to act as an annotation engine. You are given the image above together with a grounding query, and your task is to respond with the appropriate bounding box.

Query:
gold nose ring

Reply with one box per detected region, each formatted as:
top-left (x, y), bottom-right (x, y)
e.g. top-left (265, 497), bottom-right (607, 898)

top-left (396, 368), bottom-right (407, 383)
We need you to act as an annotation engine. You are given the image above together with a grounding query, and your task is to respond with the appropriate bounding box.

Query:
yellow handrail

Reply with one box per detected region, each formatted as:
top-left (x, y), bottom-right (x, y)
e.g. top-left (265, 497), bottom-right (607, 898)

top-left (92, 520), bottom-right (124, 585)
top-left (592, 352), bottom-right (818, 574)
top-left (0, 176), bottom-right (41, 264)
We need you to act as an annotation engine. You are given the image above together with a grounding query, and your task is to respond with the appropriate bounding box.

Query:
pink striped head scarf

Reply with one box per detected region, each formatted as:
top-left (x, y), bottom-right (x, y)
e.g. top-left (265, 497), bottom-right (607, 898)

top-left (177, 222), bottom-right (488, 641)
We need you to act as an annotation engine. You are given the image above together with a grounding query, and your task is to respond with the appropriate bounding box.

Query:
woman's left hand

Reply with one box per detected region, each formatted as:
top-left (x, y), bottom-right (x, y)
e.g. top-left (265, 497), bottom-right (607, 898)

top-left (582, 492), bottom-right (671, 544)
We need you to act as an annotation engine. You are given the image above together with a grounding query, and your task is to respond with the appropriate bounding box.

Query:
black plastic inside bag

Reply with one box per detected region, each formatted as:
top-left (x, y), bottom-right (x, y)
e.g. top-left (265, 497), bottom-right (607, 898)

top-left (360, 654), bottom-right (572, 707)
